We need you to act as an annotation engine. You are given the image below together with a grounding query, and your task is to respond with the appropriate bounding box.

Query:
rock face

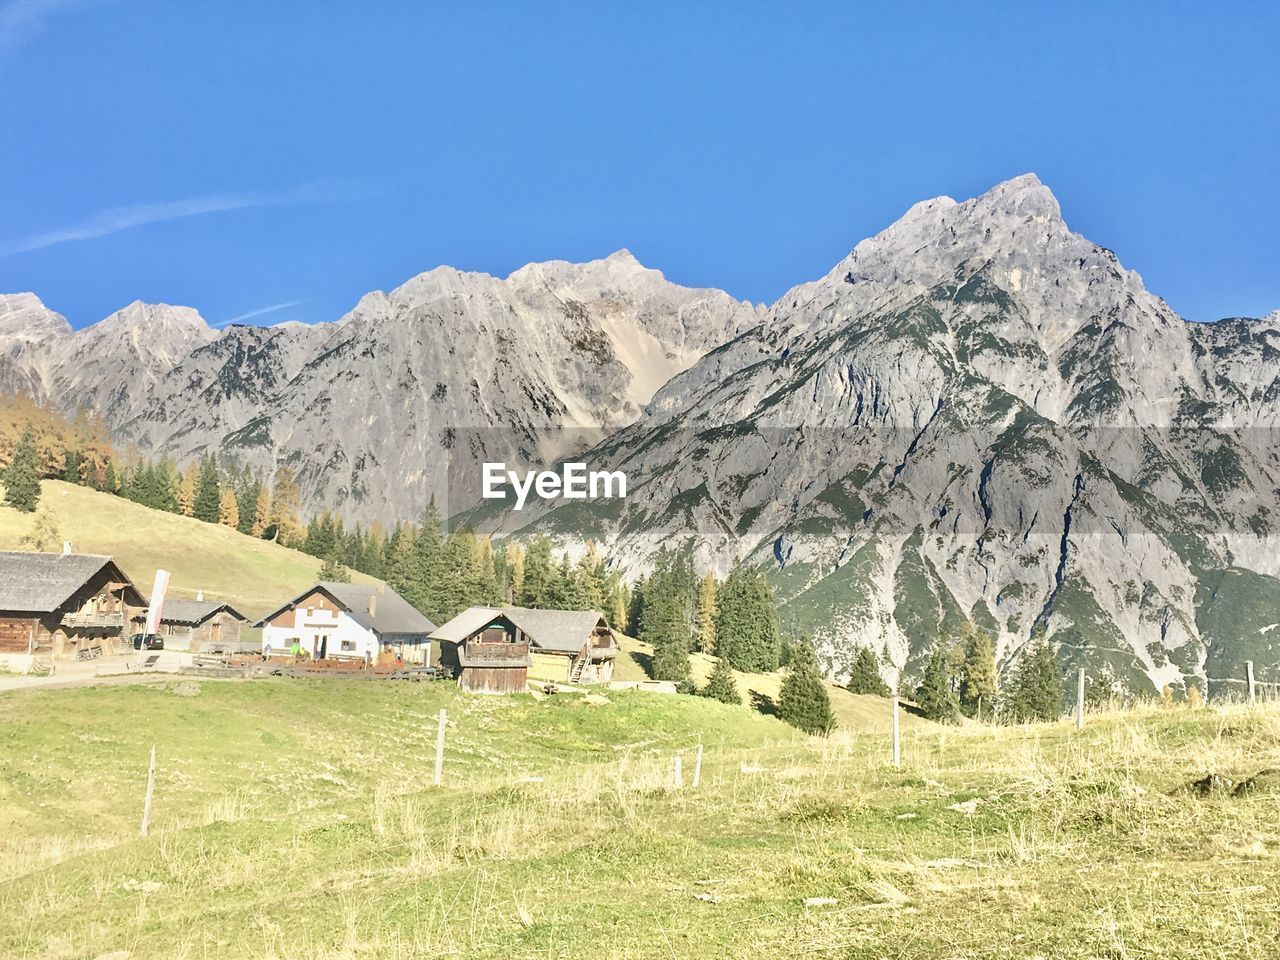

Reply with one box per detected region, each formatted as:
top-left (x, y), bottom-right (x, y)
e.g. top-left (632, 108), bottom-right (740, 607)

top-left (0, 252), bottom-right (761, 522)
top-left (500, 175), bottom-right (1280, 698)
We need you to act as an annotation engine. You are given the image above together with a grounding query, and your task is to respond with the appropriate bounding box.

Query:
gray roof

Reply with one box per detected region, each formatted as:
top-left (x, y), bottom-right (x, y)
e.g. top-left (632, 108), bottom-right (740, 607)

top-left (133, 598), bottom-right (248, 626)
top-left (429, 607), bottom-right (506, 644)
top-left (0, 552), bottom-right (144, 613)
top-left (255, 582), bottom-right (436, 636)
top-left (430, 605), bottom-right (611, 655)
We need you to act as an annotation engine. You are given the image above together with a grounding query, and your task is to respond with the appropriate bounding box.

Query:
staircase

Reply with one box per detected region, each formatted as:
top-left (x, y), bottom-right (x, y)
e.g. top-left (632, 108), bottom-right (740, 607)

top-left (568, 650), bottom-right (589, 684)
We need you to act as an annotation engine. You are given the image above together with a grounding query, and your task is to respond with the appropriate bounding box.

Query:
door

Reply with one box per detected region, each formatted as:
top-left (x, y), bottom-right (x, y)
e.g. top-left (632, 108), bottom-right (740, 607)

top-left (318, 635), bottom-right (328, 659)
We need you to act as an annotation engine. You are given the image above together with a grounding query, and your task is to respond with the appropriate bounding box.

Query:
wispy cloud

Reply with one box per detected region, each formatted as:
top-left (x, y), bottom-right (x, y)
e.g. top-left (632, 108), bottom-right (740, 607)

top-left (214, 300), bottom-right (304, 328)
top-left (0, 182), bottom-right (353, 259)
top-left (0, 0), bottom-right (93, 55)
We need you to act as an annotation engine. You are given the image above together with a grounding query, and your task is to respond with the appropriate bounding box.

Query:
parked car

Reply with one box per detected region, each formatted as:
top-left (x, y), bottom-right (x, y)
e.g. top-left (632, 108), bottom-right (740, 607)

top-left (130, 633), bottom-right (164, 651)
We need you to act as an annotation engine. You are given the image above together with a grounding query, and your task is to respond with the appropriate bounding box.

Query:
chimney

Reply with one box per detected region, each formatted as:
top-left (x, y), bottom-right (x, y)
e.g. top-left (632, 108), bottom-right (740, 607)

top-left (62, 541), bottom-right (72, 555)
top-left (196, 589), bottom-right (204, 601)
top-left (368, 593), bottom-right (377, 618)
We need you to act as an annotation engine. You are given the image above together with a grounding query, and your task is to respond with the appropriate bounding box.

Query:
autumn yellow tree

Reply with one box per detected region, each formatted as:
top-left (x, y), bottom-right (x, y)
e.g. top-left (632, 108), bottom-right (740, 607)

top-left (269, 466), bottom-right (302, 546)
top-left (251, 484), bottom-right (270, 537)
top-left (505, 542), bottom-right (525, 603)
top-left (694, 572), bottom-right (718, 653)
top-left (218, 486), bottom-right (239, 528)
top-left (177, 463), bottom-right (198, 516)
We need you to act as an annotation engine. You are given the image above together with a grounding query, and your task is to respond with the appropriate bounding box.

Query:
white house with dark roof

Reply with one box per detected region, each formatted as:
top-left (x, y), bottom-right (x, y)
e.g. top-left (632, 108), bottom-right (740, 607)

top-left (255, 582), bottom-right (436, 664)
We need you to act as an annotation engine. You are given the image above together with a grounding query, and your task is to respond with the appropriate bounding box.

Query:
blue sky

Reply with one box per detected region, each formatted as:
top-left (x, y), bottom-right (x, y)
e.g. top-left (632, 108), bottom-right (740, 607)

top-left (0, 1), bottom-right (1277, 328)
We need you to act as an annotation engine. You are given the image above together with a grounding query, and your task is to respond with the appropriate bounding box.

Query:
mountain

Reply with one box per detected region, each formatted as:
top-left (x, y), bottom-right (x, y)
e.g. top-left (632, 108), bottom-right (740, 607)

top-left (493, 175), bottom-right (1280, 699)
top-left (0, 252), bottom-right (761, 523)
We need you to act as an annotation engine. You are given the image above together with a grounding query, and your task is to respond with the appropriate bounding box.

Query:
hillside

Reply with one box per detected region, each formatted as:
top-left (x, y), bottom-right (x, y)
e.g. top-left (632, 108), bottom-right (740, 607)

top-left (0, 679), bottom-right (1276, 958)
top-left (0, 480), bottom-right (378, 617)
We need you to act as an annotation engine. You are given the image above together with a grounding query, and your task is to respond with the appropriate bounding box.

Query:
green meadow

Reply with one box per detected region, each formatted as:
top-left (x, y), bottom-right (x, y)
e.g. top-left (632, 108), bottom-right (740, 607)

top-left (2, 677), bottom-right (1278, 959)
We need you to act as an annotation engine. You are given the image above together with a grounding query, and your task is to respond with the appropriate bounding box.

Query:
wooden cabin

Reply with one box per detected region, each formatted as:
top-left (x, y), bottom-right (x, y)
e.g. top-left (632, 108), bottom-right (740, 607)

top-left (0, 552), bottom-right (146, 669)
top-left (430, 606), bottom-right (618, 693)
top-left (130, 597), bottom-right (249, 652)
top-left (430, 608), bottom-right (531, 694)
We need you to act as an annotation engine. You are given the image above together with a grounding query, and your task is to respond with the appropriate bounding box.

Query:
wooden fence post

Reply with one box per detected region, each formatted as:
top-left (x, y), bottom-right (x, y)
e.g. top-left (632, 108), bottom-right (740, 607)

top-left (692, 744), bottom-right (703, 788)
top-left (140, 744), bottom-right (156, 837)
top-left (1076, 668), bottom-right (1086, 731)
top-left (1246, 661), bottom-right (1256, 705)
top-left (433, 709), bottom-right (447, 786)
top-left (891, 696), bottom-right (901, 769)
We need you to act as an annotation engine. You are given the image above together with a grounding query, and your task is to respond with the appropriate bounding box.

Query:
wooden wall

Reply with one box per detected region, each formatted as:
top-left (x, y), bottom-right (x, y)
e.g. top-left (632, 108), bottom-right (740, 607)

top-left (459, 665), bottom-right (528, 694)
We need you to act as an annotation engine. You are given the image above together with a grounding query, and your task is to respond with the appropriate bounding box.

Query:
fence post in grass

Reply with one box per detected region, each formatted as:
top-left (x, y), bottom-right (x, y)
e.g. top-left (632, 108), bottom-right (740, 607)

top-left (140, 744), bottom-right (156, 837)
top-left (1076, 668), bottom-right (1086, 731)
top-left (1246, 661), bottom-right (1256, 705)
top-left (692, 743), bottom-right (703, 788)
top-left (891, 696), bottom-right (901, 769)
top-left (433, 709), bottom-right (447, 786)
top-left (673, 753), bottom-right (683, 790)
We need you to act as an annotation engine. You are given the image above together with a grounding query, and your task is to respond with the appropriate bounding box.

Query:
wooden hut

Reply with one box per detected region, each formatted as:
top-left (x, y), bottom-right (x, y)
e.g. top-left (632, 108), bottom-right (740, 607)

top-left (0, 551), bottom-right (146, 669)
top-left (130, 597), bottom-right (249, 652)
top-left (430, 606), bottom-right (618, 692)
top-left (429, 607), bottom-right (531, 694)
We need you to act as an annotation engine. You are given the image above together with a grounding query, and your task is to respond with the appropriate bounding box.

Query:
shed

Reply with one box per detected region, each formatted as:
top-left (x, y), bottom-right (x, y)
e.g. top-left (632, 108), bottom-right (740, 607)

top-left (130, 597), bottom-right (249, 652)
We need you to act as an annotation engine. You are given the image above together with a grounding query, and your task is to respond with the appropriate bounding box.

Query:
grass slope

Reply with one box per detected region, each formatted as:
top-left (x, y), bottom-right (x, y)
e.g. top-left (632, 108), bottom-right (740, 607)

top-left (3, 679), bottom-right (1277, 959)
top-left (0, 480), bottom-right (378, 617)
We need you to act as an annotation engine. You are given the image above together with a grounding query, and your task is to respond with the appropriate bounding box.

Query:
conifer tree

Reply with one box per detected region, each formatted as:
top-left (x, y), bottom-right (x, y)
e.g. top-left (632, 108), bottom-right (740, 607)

top-left (218, 487), bottom-right (239, 528)
top-left (61, 449), bottom-right (82, 484)
top-left (1003, 637), bottom-right (1063, 723)
top-left (777, 637), bottom-right (834, 735)
top-left (2, 425), bottom-right (41, 512)
top-left (506, 543), bottom-right (525, 604)
top-left (193, 455), bottom-right (222, 522)
top-left (318, 551), bottom-right (352, 582)
top-left (694, 572), bottom-right (717, 653)
top-left (18, 508), bottom-right (61, 551)
top-left (404, 498), bottom-right (447, 621)
top-left (846, 646), bottom-right (891, 696)
top-left (641, 550), bottom-right (693, 684)
top-left (713, 561), bottom-right (781, 672)
top-left (520, 536), bottom-right (555, 607)
top-left (958, 626), bottom-right (998, 718)
top-left (700, 656), bottom-right (740, 705)
top-left (102, 460), bottom-right (119, 495)
top-left (916, 646), bottom-right (960, 722)
top-left (252, 484), bottom-right (270, 536)
top-left (268, 466), bottom-right (302, 545)
top-left (178, 463), bottom-right (198, 516)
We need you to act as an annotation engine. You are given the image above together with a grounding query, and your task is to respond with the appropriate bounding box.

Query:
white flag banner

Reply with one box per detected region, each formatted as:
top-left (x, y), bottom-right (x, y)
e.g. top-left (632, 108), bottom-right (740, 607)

top-left (143, 570), bottom-right (170, 635)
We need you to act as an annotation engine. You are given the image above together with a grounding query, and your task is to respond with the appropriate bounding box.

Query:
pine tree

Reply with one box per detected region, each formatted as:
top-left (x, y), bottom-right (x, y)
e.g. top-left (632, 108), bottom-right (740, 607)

top-left (916, 646), bottom-right (959, 722)
top-left (268, 466), bottom-right (303, 545)
top-left (694, 572), bottom-right (717, 653)
top-left (252, 484), bottom-right (270, 537)
top-left (641, 550), bottom-right (693, 684)
top-left (777, 637), bottom-right (834, 735)
top-left (318, 551), bottom-right (352, 582)
top-left (218, 486), bottom-right (239, 528)
top-left (1003, 638), bottom-right (1063, 723)
top-left (2, 425), bottom-right (41, 512)
top-left (192, 455), bottom-right (222, 523)
top-left (959, 626), bottom-right (998, 718)
top-left (177, 463), bottom-right (198, 516)
top-left (846, 646), bottom-right (890, 696)
top-left (18, 508), bottom-right (61, 551)
top-left (713, 561), bottom-right (781, 672)
top-left (61, 449), bottom-right (83, 484)
top-left (520, 536), bottom-right (555, 607)
top-left (700, 656), bottom-right (740, 705)
top-left (102, 459), bottom-right (119, 495)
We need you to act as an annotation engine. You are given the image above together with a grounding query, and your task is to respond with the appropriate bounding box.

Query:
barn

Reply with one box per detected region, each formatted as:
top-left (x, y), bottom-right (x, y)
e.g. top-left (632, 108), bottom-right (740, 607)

top-left (130, 596), bottom-right (249, 652)
top-left (0, 551), bottom-right (147, 670)
top-left (430, 606), bottom-right (618, 693)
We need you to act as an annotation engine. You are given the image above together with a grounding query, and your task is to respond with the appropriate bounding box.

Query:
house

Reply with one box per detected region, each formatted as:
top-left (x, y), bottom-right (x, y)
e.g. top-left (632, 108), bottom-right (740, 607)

top-left (129, 594), bottom-right (248, 652)
top-left (430, 606), bottom-right (618, 693)
top-left (0, 551), bottom-right (147, 670)
top-left (256, 582), bottom-right (436, 664)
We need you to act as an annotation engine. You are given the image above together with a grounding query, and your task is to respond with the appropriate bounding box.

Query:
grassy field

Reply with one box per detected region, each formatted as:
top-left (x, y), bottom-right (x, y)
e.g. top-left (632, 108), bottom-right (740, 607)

top-left (0, 480), bottom-right (378, 618)
top-left (1, 677), bottom-right (1278, 959)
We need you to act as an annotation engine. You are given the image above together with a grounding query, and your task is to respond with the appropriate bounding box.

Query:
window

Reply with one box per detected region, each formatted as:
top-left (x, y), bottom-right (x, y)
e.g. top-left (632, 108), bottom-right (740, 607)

top-left (341, 639), bottom-right (356, 652)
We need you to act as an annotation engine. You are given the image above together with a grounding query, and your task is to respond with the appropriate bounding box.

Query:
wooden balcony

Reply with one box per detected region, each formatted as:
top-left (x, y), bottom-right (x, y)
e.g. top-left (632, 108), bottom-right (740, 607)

top-left (61, 611), bottom-right (125, 629)
top-left (460, 639), bottom-right (530, 669)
